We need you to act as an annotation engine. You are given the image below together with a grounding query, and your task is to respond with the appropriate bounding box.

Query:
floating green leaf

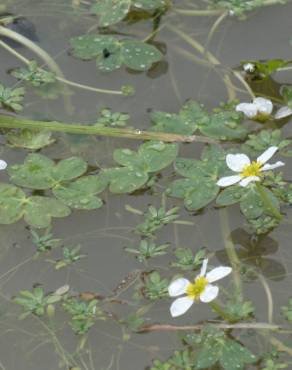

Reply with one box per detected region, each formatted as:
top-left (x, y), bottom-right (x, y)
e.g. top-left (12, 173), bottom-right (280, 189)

top-left (104, 141), bottom-right (178, 193)
top-left (0, 83), bottom-right (25, 112)
top-left (53, 175), bottom-right (107, 210)
top-left (8, 154), bottom-right (87, 190)
top-left (0, 183), bottom-right (26, 224)
top-left (6, 129), bottom-right (54, 150)
top-left (11, 61), bottom-right (56, 87)
top-left (133, 0), bottom-right (166, 10)
top-left (70, 34), bottom-right (162, 72)
top-left (167, 145), bottom-right (225, 211)
top-left (91, 0), bottom-right (131, 27)
top-left (216, 185), bottom-right (245, 206)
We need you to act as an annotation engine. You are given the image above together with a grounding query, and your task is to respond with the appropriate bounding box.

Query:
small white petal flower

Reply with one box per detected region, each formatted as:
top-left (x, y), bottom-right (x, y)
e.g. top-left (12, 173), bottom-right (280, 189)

top-left (217, 146), bottom-right (284, 188)
top-left (0, 160), bottom-right (7, 170)
top-left (236, 97), bottom-right (273, 120)
top-left (243, 63), bottom-right (255, 73)
top-left (275, 106), bottom-right (292, 120)
top-left (168, 259), bottom-right (232, 317)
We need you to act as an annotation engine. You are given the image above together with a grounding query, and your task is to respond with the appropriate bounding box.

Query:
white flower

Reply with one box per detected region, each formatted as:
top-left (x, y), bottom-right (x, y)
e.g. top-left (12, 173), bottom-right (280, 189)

top-left (217, 146), bottom-right (284, 188)
top-left (0, 160), bottom-right (7, 170)
top-left (236, 97), bottom-right (273, 120)
top-left (275, 106), bottom-right (292, 120)
top-left (243, 63), bottom-right (255, 73)
top-left (168, 259), bottom-right (232, 317)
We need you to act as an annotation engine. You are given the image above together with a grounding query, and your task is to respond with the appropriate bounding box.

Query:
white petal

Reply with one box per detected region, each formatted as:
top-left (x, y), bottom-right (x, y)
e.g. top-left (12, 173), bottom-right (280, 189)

top-left (243, 63), bottom-right (255, 72)
top-left (257, 146), bottom-right (278, 164)
top-left (200, 284), bottom-right (219, 303)
top-left (170, 296), bottom-right (194, 317)
top-left (226, 153), bottom-right (250, 172)
top-left (261, 161), bottom-right (285, 171)
top-left (253, 97), bottom-right (273, 115)
top-left (275, 106), bottom-right (292, 120)
top-left (236, 103), bottom-right (258, 118)
top-left (206, 267), bottom-right (232, 283)
top-left (199, 259), bottom-right (208, 277)
top-left (168, 278), bottom-right (190, 297)
top-left (217, 175), bottom-right (242, 187)
top-left (239, 176), bottom-right (260, 187)
top-left (0, 160), bottom-right (7, 170)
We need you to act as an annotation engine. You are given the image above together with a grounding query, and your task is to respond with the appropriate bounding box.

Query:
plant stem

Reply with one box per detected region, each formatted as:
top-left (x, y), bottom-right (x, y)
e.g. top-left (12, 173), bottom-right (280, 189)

top-left (0, 38), bottom-right (124, 96)
top-left (0, 25), bottom-right (74, 114)
top-left (138, 322), bottom-right (281, 333)
top-left (174, 8), bottom-right (225, 16)
top-left (0, 115), bottom-right (216, 143)
top-left (219, 208), bottom-right (243, 302)
top-left (208, 301), bottom-right (236, 322)
top-left (255, 183), bottom-right (282, 221)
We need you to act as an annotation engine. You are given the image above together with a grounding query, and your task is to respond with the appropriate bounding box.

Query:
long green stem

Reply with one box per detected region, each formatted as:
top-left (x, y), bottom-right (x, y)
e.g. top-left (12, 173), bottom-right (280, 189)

top-left (0, 25), bottom-right (74, 114)
top-left (219, 208), bottom-right (243, 302)
top-left (0, 115), bottom-right (215, 143)
top-left (255, 183), bottom-right (282, 221)
top-left (0, 37), bottom-right (124, 96)
top-left (174, 8), bottom-right (225, 16)
top-left (208, 301), bottom-right (236, 322)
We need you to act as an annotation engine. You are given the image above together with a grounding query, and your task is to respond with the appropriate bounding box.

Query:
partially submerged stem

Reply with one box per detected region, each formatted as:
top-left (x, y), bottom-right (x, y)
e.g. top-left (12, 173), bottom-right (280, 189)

top-left (0, 38), bottom-right (124, 96)
top-left (0, 115), bottom-right (216, 143)
top-left (219, 208), bottom-right (243, 302)
top-left (208, 301), bottom-right (236, 322)
top-left (139, 322), bottom-right (281, 333)
top-left (232, 70), bottom-right (256, 99)
top-left (174, 8), bottom-right (225, 17)
top-left (255, 183), bottom-right (282, 221)
top-left (0, 25), bottom-right (73, 114)
top-left (204, 11), bottom-right (229, 59)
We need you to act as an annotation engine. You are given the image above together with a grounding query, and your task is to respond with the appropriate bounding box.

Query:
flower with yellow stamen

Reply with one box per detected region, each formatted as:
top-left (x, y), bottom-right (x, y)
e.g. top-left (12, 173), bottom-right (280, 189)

top-left (168, 259), bottom-right (232, 317)
top-left (217, 146), bottom-right (284, 188)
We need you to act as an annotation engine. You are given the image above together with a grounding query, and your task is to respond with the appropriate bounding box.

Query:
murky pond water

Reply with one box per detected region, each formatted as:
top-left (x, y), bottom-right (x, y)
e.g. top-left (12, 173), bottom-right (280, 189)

top-left (1, 1), bottom-right (292, 369)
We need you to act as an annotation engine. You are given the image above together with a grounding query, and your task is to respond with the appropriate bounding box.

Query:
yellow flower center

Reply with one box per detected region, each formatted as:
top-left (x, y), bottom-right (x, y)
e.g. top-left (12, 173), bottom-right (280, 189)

top-left (240, 161), bottom-right (263, 178)
top-left (186, 276), bottom-right (209, 300)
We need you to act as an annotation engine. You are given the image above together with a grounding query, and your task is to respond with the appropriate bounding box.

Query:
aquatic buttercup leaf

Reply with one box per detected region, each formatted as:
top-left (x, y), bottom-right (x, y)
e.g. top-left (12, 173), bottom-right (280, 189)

top-left (121, 40), bottom-right (162, 71)
top-left (8, 154), bottom-right (87, 190)
top-left (138, 141), bottom-right (178, 172)
top-left (8, 153), bottom-right (55, 189)
top-left (70, 35), bottom-right (118, 60)
top-left (0, 183), bottom-right (26, 224)
top-left (53, 175), bottom-right (107, 210)
top-left (91, 0), bottom-right (131, 27)
top-left (6, 129), bottom-right (54, 150)
top-left (216, 185), bottom-right (245, 206)
top-left (103, 167), bottom-right (148, 193)
top-left (183, 179), bottom-right (219, 211)
top-left (24, 196), bottom-right (71, 228)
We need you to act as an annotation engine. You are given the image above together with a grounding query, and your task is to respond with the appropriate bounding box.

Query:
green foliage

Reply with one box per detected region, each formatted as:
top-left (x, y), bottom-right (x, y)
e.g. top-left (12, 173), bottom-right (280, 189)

top-left (96, 108), bottom-right (130, 127)
top-left (53, 175), bottom-right (107, 210)
top-left (11, 61), bottom-right (56, 86)
top-left (151, 100), bottom-right (247, 140)
top-left (261, 359), bottom-right (288, 370)
top-left (241, 59), bottom-right (289, 79)
top-left (225, 299), bottom-right (254, 320)
top-left (54, 245), bottom-right (86, 269)
top-left (103, 141), bottom-right (178, 193)
top-left (167, 145), bottom-right (225, 211)
top-left (6, 129), bottom-right (54, 150)
top-left (14, 286), bottom-right (62, 318)
top-left (135, 204), bottom-right (180, 236)
top-left (280, 85), bottom-right (292, 109)
top-left (62, 298), bottom-right (105, 334)
top-left (90, 0), bottom-right (167, 27)
top-left (70, 34), bottom-right (163, 72)
top-left (0, 83), bottom-right (24, 111)
top-left (125, 240), bottom-right (169, 262)
top-left (31, 229), bottom-right (62, 253)
top-left (8, 154), bottom-right (87, 190)
top-left (140, 271), bottom-right (168, 300)
top-left (281, 298), bottom-right (292, 322)
top-left (210, 0), bottom-right (271, 17)
top-left (243, 129), bottom-right (291, 156)
top-left (171, 248), bottom-right (206, 271)
top-left (0, 183), bottom-right (71, 228)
